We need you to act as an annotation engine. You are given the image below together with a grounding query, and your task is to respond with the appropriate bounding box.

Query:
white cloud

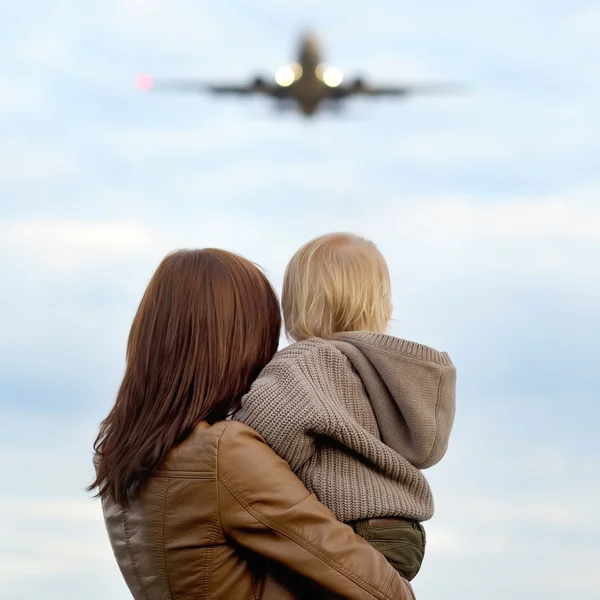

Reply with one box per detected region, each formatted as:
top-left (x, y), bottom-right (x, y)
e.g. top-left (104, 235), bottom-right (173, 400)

top-left (0, 499), bottom-right (98, 521)
top-left (412, 195), bottom-right (600, 240)
top-left (0, 220), bottom-right (163, 271)
top-left (393, 129), bottom-right (510, 166)
top-left (0, 542), bottom-right (109, 578)
top-left (2, 184), bottom-right (598, 284)
top-left (567, 4), bottom-right (600, 36)
top-left (96, 120), bottom-right (294, 161)
top-left (16, 35), bottom-right (71, 70)
top-left (440, 498), bottom-right (597, 529)
top-left (0, 80), bottom-right (54, 116)
top-left (104, 0), bottom-right (233, 57)
top-left (290, 187), bottom-right (600, 251)
top-left (0, 142), bottom-right (78, 183)
top-left (0, 508), bottom-right (114, 581)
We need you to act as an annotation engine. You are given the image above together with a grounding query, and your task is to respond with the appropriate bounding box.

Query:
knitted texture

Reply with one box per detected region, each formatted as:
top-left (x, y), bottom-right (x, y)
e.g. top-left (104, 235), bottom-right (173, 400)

top-left (235, 331), bottom-right (456, 523)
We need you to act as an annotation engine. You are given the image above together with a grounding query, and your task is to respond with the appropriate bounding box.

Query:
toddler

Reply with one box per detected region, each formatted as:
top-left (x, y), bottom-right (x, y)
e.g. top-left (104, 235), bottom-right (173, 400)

top-left (236, 232), bottom-right (456, 581)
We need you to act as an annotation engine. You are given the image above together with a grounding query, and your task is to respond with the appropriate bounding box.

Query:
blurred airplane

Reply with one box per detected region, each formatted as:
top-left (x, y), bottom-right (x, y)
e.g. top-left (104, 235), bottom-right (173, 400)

top-left (136, 31), bottom-right (462, 117)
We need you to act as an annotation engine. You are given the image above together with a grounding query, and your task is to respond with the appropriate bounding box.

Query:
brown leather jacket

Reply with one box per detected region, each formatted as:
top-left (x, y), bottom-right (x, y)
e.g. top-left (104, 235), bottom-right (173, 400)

top-left (101, 420), bottom-right (416, 599)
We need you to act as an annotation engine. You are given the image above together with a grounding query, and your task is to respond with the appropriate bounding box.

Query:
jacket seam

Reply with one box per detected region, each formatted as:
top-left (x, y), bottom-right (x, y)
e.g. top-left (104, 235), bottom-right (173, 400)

top-left (215, 425), bottom-right (226, 532)
top-left (204, 501), bottom-right (221, 598)
top-left (204, 424), bottom-right (228, 600)
top-left (121, 507), bottom-right (151, 600)
top-left (204, 543), bottom-right (216, 599)
top-left (153, 470), bottom-right (214, 479)
top-left (158, 477), bottom-right (174, 600)
top-left (218, 475), bottom-right (392, 600)
top-left (383, 566), bottom-right (396, 597)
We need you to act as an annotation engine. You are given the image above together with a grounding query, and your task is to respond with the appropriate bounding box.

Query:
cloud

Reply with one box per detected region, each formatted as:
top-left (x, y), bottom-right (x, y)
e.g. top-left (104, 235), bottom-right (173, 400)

top-left (94, 120), bottom-right (296, 162)
top-left (15, 35), bottom-right (71, 70)
top-left (416, 433), bottom-right (600, 599)
top-left (0, 142), bottom-right (79, 184)
top-left (104, 0), bottom-right (223, 58)
top-left (98, 0), bottom-right (273, 66)
top-left (0, 499), bottom-right (99, 521)
top-left (567, 4), bottom-right (600, 35)
top-left (0, 220), bottom-right (163, 271)
top-left (0, 80), bottom-right (55, 117)
top-left (412, 194), bottom-right (600, 240)
top-left (3, 184), bottom-right (597, 277)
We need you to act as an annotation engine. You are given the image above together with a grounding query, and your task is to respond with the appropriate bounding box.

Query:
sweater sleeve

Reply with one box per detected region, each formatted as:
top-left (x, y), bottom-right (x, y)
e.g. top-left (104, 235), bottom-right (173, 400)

top-left (234, 357), bottom-right (321, 472)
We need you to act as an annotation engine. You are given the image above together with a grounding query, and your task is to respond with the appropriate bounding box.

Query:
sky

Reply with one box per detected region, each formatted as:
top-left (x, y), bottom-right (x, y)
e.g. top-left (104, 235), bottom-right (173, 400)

top-left (1, 0), bottom-right (599, 598)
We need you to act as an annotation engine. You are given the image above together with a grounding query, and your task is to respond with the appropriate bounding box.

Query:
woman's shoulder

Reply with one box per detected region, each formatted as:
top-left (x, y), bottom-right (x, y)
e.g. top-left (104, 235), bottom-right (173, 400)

top-left (179, 420), bottom-right (265, 449)
top-left (215, 421), bottom-right (304, 498)
top-left (214, 420), bottom-right (268, 450)
top-left (214, 421), bottom-right (293, 483)
top-left (157, 421), bottom-right (267, 475)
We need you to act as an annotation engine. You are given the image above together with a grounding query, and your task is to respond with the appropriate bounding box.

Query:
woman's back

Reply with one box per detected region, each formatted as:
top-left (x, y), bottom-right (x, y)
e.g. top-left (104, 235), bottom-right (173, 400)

top-left (102, 422), bottom-right (237, 599)
top-left (102, 420), bottom-right (411, 600)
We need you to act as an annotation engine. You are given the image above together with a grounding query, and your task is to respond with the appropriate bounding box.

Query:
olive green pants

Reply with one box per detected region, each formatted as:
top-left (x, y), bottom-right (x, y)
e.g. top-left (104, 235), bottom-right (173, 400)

top-left (350, 518), bottom-right (426, 581)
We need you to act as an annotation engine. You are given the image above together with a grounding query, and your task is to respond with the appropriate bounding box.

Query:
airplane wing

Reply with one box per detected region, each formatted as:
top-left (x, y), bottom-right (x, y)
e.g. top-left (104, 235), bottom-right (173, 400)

top-left (329, 80), bottom-right (464, 99)
top-left (153, 80), bottom-right (256, 95)
top-left (136, 74), bottom-right (284, 96)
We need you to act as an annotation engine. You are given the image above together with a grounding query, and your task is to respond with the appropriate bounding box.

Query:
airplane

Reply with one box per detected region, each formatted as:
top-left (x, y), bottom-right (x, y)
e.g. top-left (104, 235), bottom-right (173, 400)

top-left (136, 31), bottom-right (462, 117)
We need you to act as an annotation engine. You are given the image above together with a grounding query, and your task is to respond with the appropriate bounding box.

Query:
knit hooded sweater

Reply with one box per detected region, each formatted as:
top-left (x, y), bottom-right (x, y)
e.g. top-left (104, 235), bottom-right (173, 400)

top-left (235, 331), bottom-right (456, 523)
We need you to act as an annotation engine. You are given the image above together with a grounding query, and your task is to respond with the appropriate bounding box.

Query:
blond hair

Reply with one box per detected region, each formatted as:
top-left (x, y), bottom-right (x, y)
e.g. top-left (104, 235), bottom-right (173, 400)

top-left (282, 233), bottom-right (392, 341)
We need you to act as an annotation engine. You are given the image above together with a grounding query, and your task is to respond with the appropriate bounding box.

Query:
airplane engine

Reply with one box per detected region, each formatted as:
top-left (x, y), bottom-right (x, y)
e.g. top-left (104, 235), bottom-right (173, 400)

top-left (352, 76), bottom-right (366, 91)
top-left (252, 75), bottom-right (267, 89)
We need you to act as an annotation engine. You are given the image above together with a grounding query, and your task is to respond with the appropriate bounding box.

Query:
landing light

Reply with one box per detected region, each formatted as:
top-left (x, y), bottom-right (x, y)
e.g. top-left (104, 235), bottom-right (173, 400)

top-left (323, 67), bottom-right (343, 87)
top-left (275, 66), bottom-right (295, 87)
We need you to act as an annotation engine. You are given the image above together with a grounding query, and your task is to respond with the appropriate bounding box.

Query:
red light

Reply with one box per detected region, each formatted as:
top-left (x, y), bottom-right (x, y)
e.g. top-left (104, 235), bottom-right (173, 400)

top-left (135, 73), bottom-right (153, 92)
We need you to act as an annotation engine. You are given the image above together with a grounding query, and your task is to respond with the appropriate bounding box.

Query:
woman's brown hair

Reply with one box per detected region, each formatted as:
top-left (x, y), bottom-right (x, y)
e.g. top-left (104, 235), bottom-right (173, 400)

top-left (89, 248), bottom-right (281, 506)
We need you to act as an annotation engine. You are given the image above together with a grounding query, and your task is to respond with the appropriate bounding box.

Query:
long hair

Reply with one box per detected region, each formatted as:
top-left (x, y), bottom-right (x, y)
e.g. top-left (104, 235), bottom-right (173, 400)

top-left (89, 248), bottom-right (281, 506)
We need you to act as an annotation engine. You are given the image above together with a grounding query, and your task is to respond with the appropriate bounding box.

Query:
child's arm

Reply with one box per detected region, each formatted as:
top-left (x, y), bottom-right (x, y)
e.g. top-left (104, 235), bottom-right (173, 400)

top-left (234, 358), bottom-right (319, 473)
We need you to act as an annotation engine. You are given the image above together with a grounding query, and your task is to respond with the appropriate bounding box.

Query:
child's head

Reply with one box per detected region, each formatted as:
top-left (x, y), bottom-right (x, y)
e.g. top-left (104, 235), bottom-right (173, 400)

top-left (282, 232), bottom-right (392, 342)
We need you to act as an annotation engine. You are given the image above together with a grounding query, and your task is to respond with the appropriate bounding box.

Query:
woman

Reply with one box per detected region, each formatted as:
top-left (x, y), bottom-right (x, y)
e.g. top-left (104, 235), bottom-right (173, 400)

top-left (89, 249), bottom-right (415, 600)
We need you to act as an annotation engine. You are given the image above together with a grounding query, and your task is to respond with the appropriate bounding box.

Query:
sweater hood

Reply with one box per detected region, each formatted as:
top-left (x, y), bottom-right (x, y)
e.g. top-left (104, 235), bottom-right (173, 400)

top-left (329, 331), bottom-right (456, 469)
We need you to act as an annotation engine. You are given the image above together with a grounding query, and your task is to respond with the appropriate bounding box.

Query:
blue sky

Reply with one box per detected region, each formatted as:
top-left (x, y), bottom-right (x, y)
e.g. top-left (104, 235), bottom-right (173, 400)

top-left (1, 0), bottom-right (599, 598)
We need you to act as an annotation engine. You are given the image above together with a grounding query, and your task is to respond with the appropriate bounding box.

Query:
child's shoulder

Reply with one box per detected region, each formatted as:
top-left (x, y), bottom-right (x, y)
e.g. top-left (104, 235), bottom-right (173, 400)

top-left (263, 338), bottom-right (349, 378)
top-left (275, 337), bottom-right (345, 362)
top-left (244, 338), bottom-right (346, 402)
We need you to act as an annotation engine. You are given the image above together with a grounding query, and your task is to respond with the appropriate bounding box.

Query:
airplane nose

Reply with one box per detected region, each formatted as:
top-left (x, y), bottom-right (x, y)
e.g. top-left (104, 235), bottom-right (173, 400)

top-left (303, 30), bottom-right (321, 52)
